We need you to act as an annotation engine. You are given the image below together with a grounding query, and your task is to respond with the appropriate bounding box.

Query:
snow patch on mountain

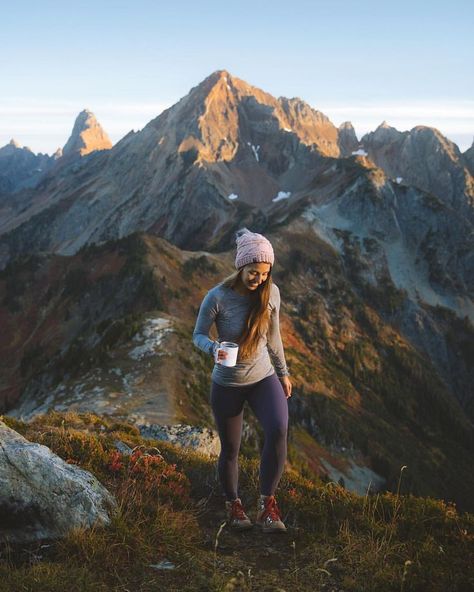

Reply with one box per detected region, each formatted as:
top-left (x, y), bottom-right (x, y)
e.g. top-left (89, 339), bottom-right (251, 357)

top-left (272, 191), bottom-right (292, 202)
top-left (247, 142), bottom-right (260, 162)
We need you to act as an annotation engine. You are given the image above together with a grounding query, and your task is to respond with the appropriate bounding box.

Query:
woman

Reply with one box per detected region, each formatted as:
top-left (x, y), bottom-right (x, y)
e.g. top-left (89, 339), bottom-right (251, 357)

top-left (192, 228), bottom-right (292, 533)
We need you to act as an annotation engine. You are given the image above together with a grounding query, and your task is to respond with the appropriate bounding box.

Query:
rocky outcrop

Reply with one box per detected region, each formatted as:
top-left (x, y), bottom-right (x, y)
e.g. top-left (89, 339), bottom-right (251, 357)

top-left (0, 420), bottom-right (116, 542)
top-left (62, 109), bottom-right (112, 158)
top-left (0, 234), bottom-right (192, 415)
top-left (278, 96), bottom-right (340, 156)
top-left (139, 424), bottom-right (220, 456)
top-left (338, 121), bottom-right (359, 156)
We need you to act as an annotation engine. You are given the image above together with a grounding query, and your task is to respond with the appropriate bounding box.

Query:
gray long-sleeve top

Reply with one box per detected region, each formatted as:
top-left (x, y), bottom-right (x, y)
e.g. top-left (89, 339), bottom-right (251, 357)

top-left (192, 281), bottom-right (290, 386)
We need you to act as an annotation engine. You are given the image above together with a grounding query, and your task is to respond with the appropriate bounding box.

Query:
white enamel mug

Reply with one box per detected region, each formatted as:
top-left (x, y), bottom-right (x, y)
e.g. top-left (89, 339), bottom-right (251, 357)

top-left (214, 341), bottom-right (239, 367)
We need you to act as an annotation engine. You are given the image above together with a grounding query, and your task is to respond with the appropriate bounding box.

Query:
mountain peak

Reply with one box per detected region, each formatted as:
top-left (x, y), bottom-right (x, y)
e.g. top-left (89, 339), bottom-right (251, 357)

top-left (187, 69), bottom-right (237, 96)
top-left (339, 121), bottom-right (355, 131)
top-left (212, 69), bottom-right (232, 79)
top-left (338, 122), bottom-right (359, 156)
top-left (364, 121), bottom-right (400, 142)
top-left (62, 109), bottom-right (112, 158)
top-left (0, 138), bottom-right (24, 156)
top-left (160, 70), bottom-right (341, 163)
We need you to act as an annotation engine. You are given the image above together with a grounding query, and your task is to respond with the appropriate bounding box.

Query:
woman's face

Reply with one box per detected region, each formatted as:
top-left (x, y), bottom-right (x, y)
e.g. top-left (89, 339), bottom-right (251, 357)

top-left (240, 262), bottom-right (271, 291)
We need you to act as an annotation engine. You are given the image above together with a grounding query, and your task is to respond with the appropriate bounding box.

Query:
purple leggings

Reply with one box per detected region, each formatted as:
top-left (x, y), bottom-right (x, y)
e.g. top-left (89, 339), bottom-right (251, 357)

top-left (210, 372), bottom-right (288, 500)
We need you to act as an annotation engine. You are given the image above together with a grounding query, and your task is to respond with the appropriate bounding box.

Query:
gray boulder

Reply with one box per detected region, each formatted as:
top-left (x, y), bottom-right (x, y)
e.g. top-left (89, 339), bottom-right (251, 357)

top-left (0, 420), bottom-right (116, 543)
top-left (139, 424), bottom-right (220, 457)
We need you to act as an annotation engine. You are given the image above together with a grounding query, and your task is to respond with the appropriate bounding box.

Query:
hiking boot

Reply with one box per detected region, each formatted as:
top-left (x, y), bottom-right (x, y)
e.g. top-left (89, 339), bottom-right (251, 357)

top-left (256, 495), bottom-right (287, 533)
top-left (225, 498), bottom-right (252, 530)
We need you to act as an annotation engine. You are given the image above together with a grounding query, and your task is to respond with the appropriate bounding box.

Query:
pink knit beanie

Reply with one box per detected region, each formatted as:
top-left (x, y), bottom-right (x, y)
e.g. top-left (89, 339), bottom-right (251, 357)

top-left (234, 228), bottom-right (274, 269)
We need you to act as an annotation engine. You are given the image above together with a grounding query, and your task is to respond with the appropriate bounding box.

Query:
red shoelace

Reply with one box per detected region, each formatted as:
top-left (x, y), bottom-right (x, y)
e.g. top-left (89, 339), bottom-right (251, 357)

top-left (230, 499), bottom-right (247, 520)
top-left (261, 496), bottom-right (282, 521)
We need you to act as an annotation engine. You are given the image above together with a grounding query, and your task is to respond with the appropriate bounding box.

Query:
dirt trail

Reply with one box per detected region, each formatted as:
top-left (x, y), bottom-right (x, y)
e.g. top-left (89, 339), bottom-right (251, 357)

top-left (194, 492), bottom-right (343, 591)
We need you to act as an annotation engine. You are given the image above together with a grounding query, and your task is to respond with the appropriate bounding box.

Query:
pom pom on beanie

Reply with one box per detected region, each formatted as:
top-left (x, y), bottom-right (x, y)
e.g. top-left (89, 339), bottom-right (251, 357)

top-left (234, 228), bottom-right (274, 269)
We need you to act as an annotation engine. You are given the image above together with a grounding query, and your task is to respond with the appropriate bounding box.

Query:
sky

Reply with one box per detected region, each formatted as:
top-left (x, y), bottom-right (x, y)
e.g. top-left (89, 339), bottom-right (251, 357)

top-left (1, 0), bottom-right (473, 154)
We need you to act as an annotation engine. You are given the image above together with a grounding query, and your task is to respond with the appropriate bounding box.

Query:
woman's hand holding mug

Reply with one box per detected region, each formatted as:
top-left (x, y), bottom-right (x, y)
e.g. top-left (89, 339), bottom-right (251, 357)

top-left (214, 341), bottom-right (239, 367)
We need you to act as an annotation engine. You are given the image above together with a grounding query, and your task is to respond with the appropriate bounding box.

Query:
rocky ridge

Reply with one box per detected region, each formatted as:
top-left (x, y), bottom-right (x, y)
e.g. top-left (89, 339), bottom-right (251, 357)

top-left (0, 70), bottom-right (347, 256)
top-left (0, 72), bottom-right (471, 330)
top-left (361, 122), bottom-right (474, 217)
top-left (0, 139), bottom-right (56, 194)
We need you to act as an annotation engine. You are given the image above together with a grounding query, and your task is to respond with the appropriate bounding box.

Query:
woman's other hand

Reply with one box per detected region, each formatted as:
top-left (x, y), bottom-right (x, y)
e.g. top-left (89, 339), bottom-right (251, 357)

top-left (279, 375), bottom-right (292, 399)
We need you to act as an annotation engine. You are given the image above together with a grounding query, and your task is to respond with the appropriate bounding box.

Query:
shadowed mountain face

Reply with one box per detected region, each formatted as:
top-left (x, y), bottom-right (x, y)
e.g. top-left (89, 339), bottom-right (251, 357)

top-left (0, 70), bottom-right (345, 258)
top-left (464, 140), bottom-right (474, 176)
top-left (0, 140), bottom-right (57, 194)
top-left (338, 121), bottom-right (359, 157)
top-left (361, 123), bottom-right (474, 217)
top-left (0, 108), bottom-right (112, 240)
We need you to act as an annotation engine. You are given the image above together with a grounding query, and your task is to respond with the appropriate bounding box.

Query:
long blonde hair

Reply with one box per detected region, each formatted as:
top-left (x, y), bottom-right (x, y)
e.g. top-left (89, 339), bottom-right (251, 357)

top-left (220, 267), bottom-right (273, 360)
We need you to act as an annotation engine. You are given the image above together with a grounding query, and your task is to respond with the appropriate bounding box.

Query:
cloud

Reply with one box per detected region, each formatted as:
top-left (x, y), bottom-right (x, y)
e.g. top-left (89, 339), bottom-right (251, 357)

top-left (0, 98), bottom-right (170, 116)
top-left (318, 101), bottom-right (474, 120)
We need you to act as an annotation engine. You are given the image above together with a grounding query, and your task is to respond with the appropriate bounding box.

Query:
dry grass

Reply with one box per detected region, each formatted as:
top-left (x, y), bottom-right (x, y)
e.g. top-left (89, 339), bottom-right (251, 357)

top-left (1, 411), bottom-right (474, 591)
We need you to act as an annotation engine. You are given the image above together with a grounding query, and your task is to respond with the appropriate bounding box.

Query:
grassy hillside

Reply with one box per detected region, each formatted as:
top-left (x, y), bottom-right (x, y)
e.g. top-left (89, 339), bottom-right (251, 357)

top-left (1, 412), bottom-right (473, 592)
